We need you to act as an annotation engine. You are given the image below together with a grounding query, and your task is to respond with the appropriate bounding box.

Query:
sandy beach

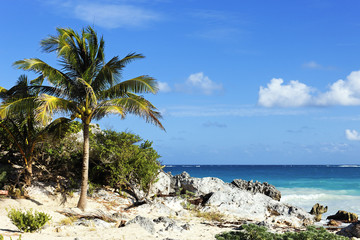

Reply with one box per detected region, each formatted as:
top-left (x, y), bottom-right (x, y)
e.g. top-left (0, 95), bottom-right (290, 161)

top-left (0, 184), bottom-right (227, 240)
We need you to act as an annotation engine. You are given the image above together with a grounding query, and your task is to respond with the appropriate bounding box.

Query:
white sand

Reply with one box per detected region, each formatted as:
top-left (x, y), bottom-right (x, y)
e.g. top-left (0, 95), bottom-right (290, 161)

top-left (0, 187), bottom-right (228, 240)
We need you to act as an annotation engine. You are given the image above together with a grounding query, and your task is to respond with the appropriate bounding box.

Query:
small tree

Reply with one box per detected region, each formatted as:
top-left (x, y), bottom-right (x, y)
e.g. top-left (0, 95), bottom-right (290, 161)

top-left (0, 75), bottom-right (70, 186)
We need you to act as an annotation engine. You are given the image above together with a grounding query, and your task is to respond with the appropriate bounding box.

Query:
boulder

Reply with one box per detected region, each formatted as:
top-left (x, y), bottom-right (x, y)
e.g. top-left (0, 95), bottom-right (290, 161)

top-left (231, 179), bottom-right (281, 201)
top-left (327, 210), bottom-right (358, 223)
top-left (126, 215), bottom-right (155, 234)
top-left (327, 219), bottom-right (341, 227)
top-left (149, 171), bottom-right (173, 196)
top-left (309, 203), bottom-right (328, 222)
top-left (337, 221), bottom-right (360, 238)
top-left (172, 171), bottom-right (233, 196)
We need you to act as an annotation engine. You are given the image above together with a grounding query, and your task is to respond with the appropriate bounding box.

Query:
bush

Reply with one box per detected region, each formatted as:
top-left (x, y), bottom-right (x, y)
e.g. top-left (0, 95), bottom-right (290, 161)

top-left (90, 130), bottom-right (162, 199)
top-left (215, 224), bottom-right (348, 240)
top-left (7, 208), bottom-right (51, 232)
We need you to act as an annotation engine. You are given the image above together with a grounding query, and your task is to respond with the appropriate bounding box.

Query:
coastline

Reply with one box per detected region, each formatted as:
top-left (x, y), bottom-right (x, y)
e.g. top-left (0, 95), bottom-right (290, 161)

top-left (1, 169), bottom-right (358, 239)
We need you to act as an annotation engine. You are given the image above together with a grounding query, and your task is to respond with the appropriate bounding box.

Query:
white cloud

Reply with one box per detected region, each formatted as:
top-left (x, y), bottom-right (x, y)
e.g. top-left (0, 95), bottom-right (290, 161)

top-left (165, 105), bottom-right (310, 117)
top-left (258, 70), bottom-right (360, 107)
top-left (185, 72), bottom-right (223, 95)
top-left (316, 71), bottom-right (360, 106)
top-left (345, 129), bottom-right (360, 141)
top-left (202, 121), bottom-right (227, 128)
top-left (258, 78), bottom-right (313, 107)
top-left (74, 4), bottom-right (159, 28)
top-left (157, 81), bottom-right (171, 93)
top-left (302, 61), bottom-right (322, 69)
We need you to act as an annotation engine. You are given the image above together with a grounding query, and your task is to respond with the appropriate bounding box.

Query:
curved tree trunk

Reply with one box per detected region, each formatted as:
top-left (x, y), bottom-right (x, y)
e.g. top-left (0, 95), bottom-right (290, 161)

top-left (77, 123), bottom-right (90, 210)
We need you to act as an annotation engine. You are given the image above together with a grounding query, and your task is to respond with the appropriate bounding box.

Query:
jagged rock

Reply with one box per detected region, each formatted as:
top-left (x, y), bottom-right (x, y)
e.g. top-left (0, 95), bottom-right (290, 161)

top-left (337, 221), bottom-right (360, 238)
top-left (158, 171), bottom-right (312, 228)
top-left (231, 179), bottom-right (281, 201)
top-left (181, 223), bottom-right (191, 230)
top-left (327, 210), bottom-right (358, 223)
top-left (172, 171), bottom-right (233, 196)
top-left (203, 186), bottom-right (312, 228)
top-left (154, 216), bottom-right (176, 225)
top-left (149, 171), bottom-right (173, 196)
top-left (310, 203), bottom-right (328, 222)
top-left (126, 215), bottom-right (155, 234)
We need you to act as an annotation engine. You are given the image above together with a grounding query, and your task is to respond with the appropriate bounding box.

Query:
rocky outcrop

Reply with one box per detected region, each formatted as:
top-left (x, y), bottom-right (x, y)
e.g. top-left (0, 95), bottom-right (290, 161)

top-left (310, 203), bottom-right (328, 222)
top-left (337, 222), bottom-right (360, 238)
top-left (231, 179), bottom-right (281, 201)
top-left (327, 210), bottom-right (358, 223)
top-left (148, 171), bottom-right (313, 229)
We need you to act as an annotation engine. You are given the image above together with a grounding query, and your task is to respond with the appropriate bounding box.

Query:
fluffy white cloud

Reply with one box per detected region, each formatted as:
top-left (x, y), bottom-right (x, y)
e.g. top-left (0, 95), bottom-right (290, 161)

top-left (259, 70), bottom-right (360, 107)
top-left (74, 3), bottom-right (160, 29)
top-left (345, 129), bottom-right (360, 141)
top-left (185, 72), bottom-right (223, 95)
top-left (157, 81), bottom-right (171, 93)
top-left (258, 78), bottom-right (313, 107)
top-left (316, 71), bottom-right (360, 106)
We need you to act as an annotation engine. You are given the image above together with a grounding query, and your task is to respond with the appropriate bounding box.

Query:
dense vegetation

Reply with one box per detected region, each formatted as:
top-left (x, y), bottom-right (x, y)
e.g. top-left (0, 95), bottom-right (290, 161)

top-left (0, 120), bottom-right (162, 200)
top-left (215, 224), bottom-right (348, 240)
top-left (0, 26), bottom-right (164, 208)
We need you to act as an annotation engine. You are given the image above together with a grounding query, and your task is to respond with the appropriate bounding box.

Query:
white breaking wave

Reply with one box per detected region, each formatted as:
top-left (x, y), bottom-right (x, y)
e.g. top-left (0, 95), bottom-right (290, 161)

top-left (338, 165), bottom-right (360, 168)
top-left (280, 187), bottom-right (360, 218)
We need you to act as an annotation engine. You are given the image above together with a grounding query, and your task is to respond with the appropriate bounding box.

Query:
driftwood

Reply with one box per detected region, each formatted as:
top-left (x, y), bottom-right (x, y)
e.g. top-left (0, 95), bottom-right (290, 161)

top-left (57, 209), bottom-right (117, 222)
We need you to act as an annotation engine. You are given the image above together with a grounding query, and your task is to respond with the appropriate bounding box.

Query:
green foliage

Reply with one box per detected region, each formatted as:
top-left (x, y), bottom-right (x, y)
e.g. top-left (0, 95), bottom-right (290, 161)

top-left (7, 208), bottom-right (51, 233)
top-left (0, 235), bottom-right (22, 240)
top-left (90, 130), bottom-right (162, 195)
top-left (215, 224), bottom-right (348, 240)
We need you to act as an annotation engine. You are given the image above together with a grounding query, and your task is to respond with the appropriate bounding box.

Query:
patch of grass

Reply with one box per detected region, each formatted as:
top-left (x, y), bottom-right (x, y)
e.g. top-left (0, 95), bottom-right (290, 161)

top-left (215, 224), bottom-right (348, 240)
top-left (59, 216), bottom-right (77, 226)
top-left (7, 208), bottom-right (51, 233)
top-left (195, 210), bottom-right (225, 222)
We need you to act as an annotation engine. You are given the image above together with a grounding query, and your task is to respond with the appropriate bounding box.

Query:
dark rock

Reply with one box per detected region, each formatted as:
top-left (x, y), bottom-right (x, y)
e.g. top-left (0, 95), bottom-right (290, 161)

top-left (337, 221), bottom-right (360, 238)
top-left (310, 203), bottom-right (328, 222)
top-left (327, 219), bottom-right (341, 227)
top-left (126, 215), bottom-right (155, 234)
top-left (231, 179), bottom-right (281, 201)
top-left (153, 216), bottom-right (176, 225)
top-left (181, 223), bottom-right (191, 230)
top-left (327, 210), bottom-right (358, 223)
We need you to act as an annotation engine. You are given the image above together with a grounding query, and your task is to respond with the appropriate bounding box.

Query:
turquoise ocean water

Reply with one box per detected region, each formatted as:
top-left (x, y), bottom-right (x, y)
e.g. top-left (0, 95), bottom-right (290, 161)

top-left (163, 165), bottom-right (360, 218)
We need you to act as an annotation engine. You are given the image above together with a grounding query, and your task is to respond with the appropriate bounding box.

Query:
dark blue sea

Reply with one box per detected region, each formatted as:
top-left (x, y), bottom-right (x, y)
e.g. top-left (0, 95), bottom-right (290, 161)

top-left (163, 165), bottom-right (360, 218)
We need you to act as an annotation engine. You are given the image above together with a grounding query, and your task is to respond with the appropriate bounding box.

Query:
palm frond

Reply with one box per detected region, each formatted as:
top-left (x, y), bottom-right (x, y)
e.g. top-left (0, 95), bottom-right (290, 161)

top-left (101, 76), bottom-right (158, 99)
top-left (35, 94), bottom-right (75, 124)
top-left (92, 105), bottom-right (126, 120)
top-left (0, 97), bottom-right (36, 120)
top-left (13, 59), bottom-right (74, 88)
top-left (77, 78), bottom-right (97, 106)
top-left (102, 94), bottom-right (164, 130)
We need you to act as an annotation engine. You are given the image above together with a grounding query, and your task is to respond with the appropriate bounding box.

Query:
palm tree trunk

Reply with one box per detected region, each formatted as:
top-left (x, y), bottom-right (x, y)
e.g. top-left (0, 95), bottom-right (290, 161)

top-left (24, 163), bottom-right (32, 186)
top-left (77, 122), bottom-right (90, 210)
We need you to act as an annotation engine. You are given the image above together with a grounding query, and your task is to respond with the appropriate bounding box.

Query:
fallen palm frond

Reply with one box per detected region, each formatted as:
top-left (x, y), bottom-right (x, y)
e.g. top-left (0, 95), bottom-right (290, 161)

top-left (56, 209), bottom-right (117, 222)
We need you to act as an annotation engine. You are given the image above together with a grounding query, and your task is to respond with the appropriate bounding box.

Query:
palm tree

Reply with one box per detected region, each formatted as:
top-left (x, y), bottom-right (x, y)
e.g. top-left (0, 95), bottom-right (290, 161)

top-left (14, 26), bottom-right (164, 210)
top-left (0, 75), bottom-right (70, 186)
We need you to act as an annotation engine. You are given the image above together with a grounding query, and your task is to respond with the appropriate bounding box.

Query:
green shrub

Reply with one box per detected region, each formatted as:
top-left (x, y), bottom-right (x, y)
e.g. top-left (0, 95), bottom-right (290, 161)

top-left (215, 224), bottom-right (348, 240)
top-left (90, 130), bottom-right (162, 198)
top-left (7, 208), bottom-right (51, 232)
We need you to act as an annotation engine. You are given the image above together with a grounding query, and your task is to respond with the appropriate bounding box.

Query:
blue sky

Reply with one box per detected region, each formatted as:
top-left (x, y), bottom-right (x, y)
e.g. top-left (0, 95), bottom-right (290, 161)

top-left (2, 0), bottom-right (360, 164)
